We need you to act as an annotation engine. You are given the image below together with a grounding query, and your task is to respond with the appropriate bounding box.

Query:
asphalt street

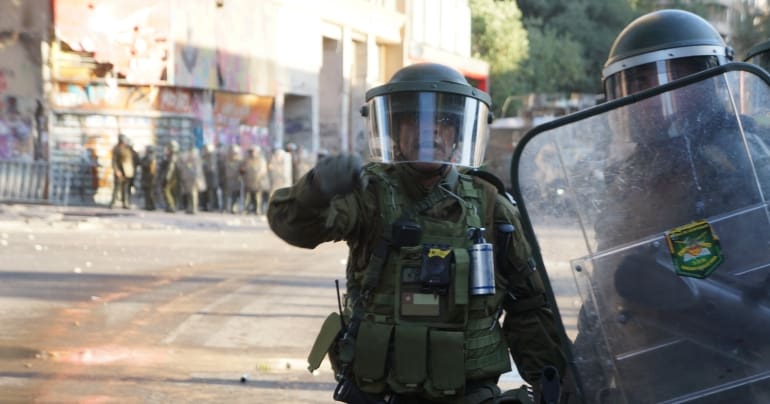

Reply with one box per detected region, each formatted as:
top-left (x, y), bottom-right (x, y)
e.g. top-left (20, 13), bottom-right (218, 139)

top-left (0, 202), bottom-right (526, 403)
top-left (0, 203), bottom-right (347, 403)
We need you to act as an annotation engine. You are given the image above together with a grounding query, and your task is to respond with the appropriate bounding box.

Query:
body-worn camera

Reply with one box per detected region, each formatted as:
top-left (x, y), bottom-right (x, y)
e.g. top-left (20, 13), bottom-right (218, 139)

top-left (420, 244), bottom-right (453, 294)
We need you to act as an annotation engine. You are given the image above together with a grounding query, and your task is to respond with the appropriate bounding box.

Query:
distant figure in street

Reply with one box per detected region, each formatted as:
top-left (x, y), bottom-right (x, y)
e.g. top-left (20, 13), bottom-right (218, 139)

top-left (268, 148), bottom-right (292, 198)
top-left (80, 147), bottom-right (100, 205)
top-left (140, 145), bottom-right (158, 211)
top-left (109, 133), bottom-right (137, 209)
top-left (161, 140), bottom-right (181, 213)
top-left (239, 145), bottom-right (270, 215)
top-left (179, 148), bottom-right (205, 214)
top-left (295, 145), bottom-right (316, 181)
top-left (222, 144), bottom-right (243, 214)
top-left (284, 142), bottom-right (298, 183)
top-left (127, 138), bottom-right (140, 204)
top-left (200, 144), bottom-right (219, 212)
top-left (216, 144), bottom-right (228, 208)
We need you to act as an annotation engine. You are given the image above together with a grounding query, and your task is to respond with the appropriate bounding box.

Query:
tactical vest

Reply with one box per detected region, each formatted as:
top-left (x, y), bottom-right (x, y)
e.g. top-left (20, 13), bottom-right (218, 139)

top-left (347, 165), bottom-right (512, 400)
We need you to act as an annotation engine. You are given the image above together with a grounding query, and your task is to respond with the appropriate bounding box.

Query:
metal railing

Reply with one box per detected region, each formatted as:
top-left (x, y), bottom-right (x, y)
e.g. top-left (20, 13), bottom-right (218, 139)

top-left (0, 160), bottom-right (48, 203)
top-left (0, 159), bottom-right (99, 206)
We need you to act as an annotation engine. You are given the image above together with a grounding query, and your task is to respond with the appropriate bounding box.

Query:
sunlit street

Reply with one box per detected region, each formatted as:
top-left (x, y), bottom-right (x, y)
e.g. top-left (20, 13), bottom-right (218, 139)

top-left (0, 204), bottom-right (345, 403)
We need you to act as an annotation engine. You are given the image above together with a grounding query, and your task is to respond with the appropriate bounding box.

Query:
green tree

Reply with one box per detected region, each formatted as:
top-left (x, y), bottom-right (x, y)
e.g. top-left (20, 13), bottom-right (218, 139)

top-left (517, 0), bottom-right (641, 93)
top-left (469, 0), bottom-right (648, 115)
top-left (469, 0), bottom-right (528, 114)
top-left (514, 21), bottom-right (586, 92)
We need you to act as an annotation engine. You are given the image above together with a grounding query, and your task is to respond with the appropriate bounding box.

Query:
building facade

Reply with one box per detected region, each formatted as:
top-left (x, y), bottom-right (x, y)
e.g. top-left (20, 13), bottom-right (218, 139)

top-left (0, 0), bottom-right (487, 205)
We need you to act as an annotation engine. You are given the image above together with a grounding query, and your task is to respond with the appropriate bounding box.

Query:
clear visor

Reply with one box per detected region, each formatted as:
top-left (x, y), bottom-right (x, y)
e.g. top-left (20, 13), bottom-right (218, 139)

top-left (604, 56), bottom-right (722, 100)
top-left (367, 92), bottom-right (490, 168)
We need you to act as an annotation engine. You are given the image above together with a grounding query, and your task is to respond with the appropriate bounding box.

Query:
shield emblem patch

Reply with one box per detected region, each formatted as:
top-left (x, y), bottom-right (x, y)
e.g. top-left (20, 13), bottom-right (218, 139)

top-left (665, 220), bottom-right (723, 279)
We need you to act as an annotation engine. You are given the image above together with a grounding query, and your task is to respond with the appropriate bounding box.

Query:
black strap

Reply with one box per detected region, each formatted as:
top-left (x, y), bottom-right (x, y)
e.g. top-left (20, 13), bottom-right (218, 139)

top-left (504, 293), bottom-right (546, 314)
top-left (465, 168), bottom-right (517, 205)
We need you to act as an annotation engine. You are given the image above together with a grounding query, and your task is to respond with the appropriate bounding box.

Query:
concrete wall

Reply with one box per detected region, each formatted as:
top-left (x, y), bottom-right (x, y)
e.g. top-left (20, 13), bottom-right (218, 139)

top-left (0, 0), bottom-right (49, 161)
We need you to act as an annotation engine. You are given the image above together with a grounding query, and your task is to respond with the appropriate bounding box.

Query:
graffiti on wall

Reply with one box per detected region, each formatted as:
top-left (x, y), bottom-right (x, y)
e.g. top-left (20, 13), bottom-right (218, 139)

top-left (0, 95), bottom-right (34, 160)
top-left (156, 88), bottom-right (215, 145)
top-left (52, 83), bottom-right (158, 111)
top-left (214, 92), bottom-right (273, 151)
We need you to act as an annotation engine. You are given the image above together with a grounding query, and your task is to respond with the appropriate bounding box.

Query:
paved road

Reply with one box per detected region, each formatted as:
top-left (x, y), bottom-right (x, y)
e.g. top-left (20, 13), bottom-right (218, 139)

top-left (0, 203), bottom-right (348, 403)
top-left (0, 203), bottom-right (526, 403)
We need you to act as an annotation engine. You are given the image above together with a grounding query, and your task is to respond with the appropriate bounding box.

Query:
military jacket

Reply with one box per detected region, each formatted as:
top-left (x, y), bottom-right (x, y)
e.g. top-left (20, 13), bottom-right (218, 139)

top-left (140, 156), bottom-right (157, 189)
top-left (240, 156), bottom-right (270, 192)
top-left (268, 163), bottom-right (566, 398)
top-left (112, 143), bottom-right (136, 178)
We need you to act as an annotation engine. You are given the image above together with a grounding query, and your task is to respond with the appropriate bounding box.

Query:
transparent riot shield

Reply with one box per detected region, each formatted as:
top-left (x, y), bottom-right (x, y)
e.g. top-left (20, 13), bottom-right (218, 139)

top-left (512, 63), bottom-right (770, 404)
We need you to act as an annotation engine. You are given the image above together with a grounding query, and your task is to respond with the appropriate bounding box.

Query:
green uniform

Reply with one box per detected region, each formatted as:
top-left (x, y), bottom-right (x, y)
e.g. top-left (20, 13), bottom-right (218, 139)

top-left (268, 163), bottom-right (565, 402)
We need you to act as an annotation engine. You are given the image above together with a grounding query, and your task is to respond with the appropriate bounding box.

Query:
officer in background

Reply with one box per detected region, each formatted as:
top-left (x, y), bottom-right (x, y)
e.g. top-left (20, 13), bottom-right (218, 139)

top-left (595, 9), bottom-right (743, 244)
top-left (161, 140), bottom-right (181, 213)
top-left (572, 9), bottom-right (770, 403)
top-left (200, 143), bottom-right (219, 212)
top-left (594, 9), bottom-right (770, 245)
top-left (268, 148), bottom-right (292, 200)
top-left (140, 145), bottom-right (158, 211)
top-left (222, 144), bottom-right (243, 214)
top-left (268, 63), bottom-right (566, 403)
top-left (240, 145), bottom-right (270, 215)
top-left (284, 142), bottom-right (298, 184)
top-left (179, 148), bottom-right (204, 214)
top-left (108, 133), bottom-right (137, 209)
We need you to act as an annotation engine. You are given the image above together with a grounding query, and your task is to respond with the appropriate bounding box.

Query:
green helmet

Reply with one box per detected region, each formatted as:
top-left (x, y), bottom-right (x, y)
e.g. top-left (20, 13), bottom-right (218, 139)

top-left (603, 9), bottom-right (733, 100)
top-left (745, 39), bottom-right (770, 72)
top-left (363, 63), bottom-right (492, 168)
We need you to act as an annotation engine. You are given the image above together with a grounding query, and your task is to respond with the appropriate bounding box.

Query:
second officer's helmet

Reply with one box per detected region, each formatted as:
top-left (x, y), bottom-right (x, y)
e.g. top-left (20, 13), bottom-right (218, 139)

top-left (602, 9), bottom-right (733, 100)
top-left (362, 63), bottom-right (492, 168)
top-left (745, 38), bottom-right (770, 72)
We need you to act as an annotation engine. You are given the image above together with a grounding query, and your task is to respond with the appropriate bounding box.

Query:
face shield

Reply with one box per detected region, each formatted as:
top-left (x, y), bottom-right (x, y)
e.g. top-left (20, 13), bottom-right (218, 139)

top-left (604, 54), bottom-right (723, 100)
top-left (608, 70), bottom-right (731, 147)
top-left (367, 91), bottom-right (490, 168)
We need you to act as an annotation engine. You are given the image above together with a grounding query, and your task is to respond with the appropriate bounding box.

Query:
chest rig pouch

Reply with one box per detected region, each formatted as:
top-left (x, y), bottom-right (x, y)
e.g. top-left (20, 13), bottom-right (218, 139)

top-left (350, 166), bottom-right (511, 400)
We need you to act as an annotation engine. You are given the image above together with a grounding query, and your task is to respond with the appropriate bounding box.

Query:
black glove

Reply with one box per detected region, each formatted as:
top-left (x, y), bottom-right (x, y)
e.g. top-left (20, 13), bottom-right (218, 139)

top-left (313, 154), bottom-right (363, 197)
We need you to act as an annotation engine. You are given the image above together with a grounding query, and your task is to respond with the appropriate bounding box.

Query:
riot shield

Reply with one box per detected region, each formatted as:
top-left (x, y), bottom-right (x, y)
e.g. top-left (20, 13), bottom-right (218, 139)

top-left (512, 63), bottom-right (770, 404)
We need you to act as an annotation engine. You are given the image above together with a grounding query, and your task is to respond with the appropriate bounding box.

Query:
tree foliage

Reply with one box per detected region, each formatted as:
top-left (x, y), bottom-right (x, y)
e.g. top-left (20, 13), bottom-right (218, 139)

top-left (517, 0), bottom-right (641, 93)
top-left (469, 0), bottom-right (770, 118)
top-left (469, 0), bottom-right (528, 114)
top-left (469, 0), bottom-right (644, 116)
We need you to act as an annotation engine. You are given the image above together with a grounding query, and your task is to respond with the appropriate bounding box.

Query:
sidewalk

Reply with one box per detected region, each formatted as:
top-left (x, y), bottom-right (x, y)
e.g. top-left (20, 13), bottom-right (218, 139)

top-left (0, 202), bottom-right (270, 232)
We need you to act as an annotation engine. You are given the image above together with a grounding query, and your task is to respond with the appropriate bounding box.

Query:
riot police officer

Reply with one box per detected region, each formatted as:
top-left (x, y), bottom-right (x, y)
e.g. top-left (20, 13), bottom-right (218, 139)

top-left (596, 9), bottom-right (770, 244)
top-left (268, 63), bottom-right (566, 403)
top-left (161, 140), bottom-right (181, 213)
top-left (140, 145), bottom-right (158, 211)
top-left (569, 9), bottom-right (770, 403)
top-left (109, 133), bottom-right (136, 209)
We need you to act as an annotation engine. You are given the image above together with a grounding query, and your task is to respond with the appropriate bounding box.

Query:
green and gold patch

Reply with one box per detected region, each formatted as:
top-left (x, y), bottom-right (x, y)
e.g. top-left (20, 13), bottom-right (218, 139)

top-left (665, 220), bottom-right (723, 279)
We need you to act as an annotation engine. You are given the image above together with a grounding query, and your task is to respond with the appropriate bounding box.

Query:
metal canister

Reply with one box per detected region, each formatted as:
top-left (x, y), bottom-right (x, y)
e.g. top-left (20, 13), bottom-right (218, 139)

top-left (469, 228), bottom-right (495, 295)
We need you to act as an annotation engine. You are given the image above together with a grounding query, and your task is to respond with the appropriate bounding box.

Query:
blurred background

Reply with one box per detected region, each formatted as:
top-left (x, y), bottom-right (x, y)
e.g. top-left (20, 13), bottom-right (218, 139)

top-left (0, 0), bottom-right (768, 205)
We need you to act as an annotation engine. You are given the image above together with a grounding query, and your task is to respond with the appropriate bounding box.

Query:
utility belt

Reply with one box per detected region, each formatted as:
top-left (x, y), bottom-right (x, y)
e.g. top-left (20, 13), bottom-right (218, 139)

top-left (309, 309), bottom-right (511, 401)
